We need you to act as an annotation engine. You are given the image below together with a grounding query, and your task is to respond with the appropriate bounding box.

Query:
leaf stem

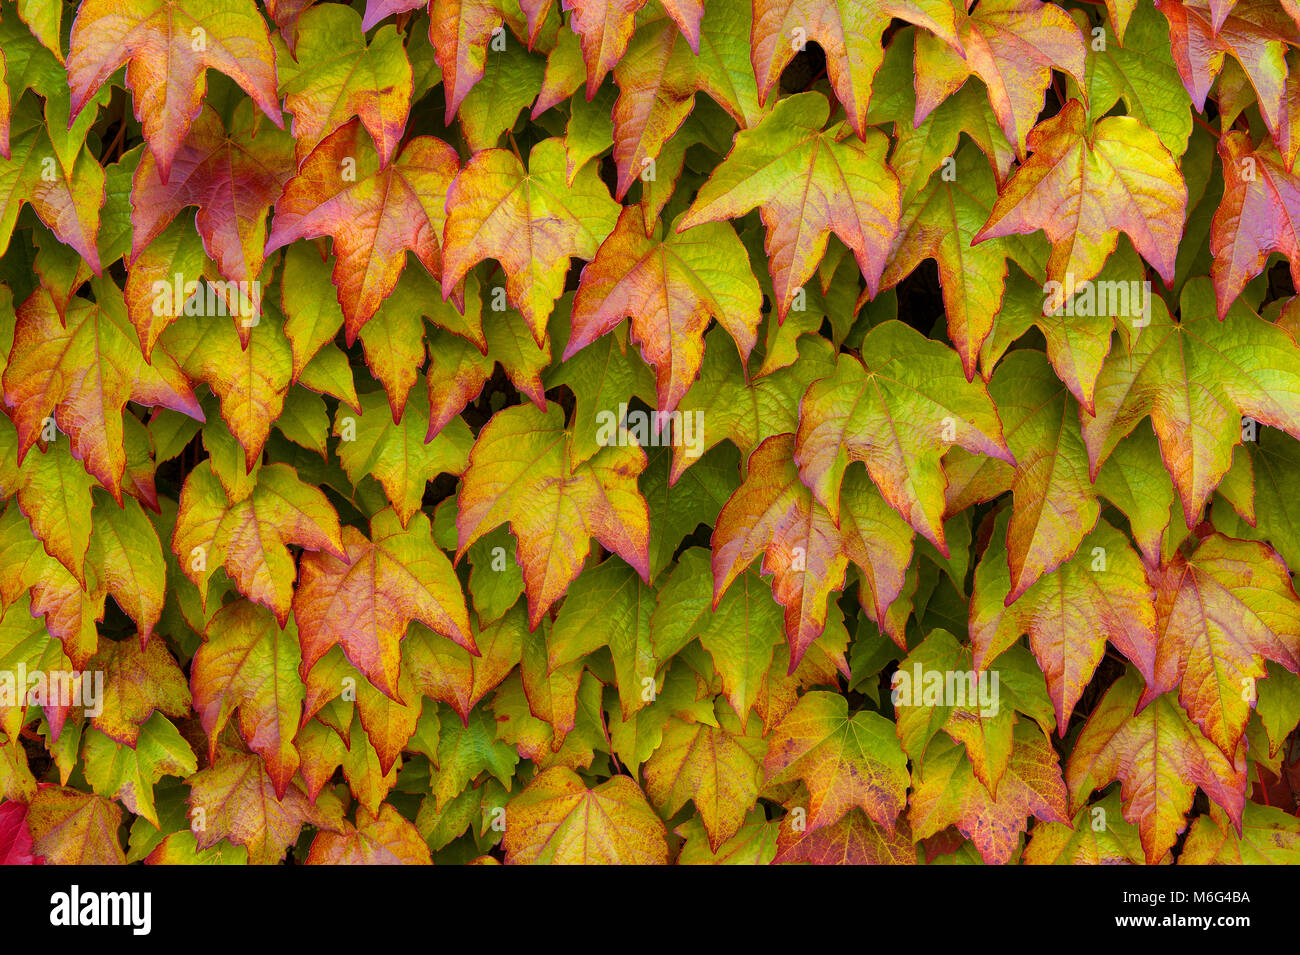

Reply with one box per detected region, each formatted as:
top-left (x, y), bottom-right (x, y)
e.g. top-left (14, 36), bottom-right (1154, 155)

top-left (1191, 112), bottom-right (1221, 140)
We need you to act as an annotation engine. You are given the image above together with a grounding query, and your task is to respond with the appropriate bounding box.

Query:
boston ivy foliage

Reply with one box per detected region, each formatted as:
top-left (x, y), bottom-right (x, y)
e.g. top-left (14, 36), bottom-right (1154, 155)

top-left (0, 0), bottom-right (1298, 865)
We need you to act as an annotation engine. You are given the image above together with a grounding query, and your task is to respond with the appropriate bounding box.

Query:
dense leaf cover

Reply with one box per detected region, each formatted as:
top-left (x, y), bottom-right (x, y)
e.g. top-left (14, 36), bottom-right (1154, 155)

top-left (0, 0), bottom-right (1298, 866)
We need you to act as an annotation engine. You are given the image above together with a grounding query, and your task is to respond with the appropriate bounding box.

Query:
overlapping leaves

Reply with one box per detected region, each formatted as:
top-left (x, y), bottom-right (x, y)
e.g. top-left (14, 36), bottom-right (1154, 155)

top-left (0, 0), bottom-right (1297, 867)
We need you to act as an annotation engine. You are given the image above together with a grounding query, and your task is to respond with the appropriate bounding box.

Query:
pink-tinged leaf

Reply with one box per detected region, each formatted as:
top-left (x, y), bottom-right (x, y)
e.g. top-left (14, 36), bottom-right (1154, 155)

top-left (1081, 278), bottom-right (1300, 527)
top-left (296, 509), bottom-right (474, 701)
top-left (751, 0), bottom-right (958, 139)
top-left (679, 92), bottom-right (900, 321)
top-left (67, 0), bottom-right (284, 183)
top-left (974, 100), bottom-right (1186, 287)
top-left (282, 4), bottom-right (414, 167)
top-left (306, 804), bottom-right (432, 864)
top-left (193, 599), bottom-right (305, 799)
top-left (265, 120), bottom-right (461, 341)
top-left (794, 322), bottom-right (1012, 554)
top-left (763, 690), bottom-right (910, 835)
top-left (1067, 669), bottom-right (1247, 864)
top-left (1157, 0), bottom-right (1297, 140)
top-left (362, 0), bottom-right (426, 31)
top-left (914, 0), bottom-right (1086, 158)
top-left (713, 434), bottom-right (911, 672)
top-left (130, 107), bottom-right (294, 312)
top-left (0, 800), bottom-right (42, 864)
top-left (567, 205), bottom-right (762, 414)
top-left (1211, 131), bottom-right (1300, 316)
top-left (909, 722), bottom-right (1069, 865)
top-left (456, 403), bottom-right (650, 627)
top-left (1143, 532), bottom-right (1300, 757)
top-left (971, 510), bottom-right (1157, 730)
top-left (442, 137), bottom-right (619, 345)
top-left (3, 282), bottom-right (203, 502)
top-left (26, 785), bottom-right (125, 864)
top-left (607, 0), bottom-right (761, 200)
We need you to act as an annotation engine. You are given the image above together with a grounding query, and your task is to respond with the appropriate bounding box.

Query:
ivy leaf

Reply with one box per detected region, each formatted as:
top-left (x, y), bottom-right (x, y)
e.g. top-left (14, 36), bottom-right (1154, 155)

top-left (882, 142), bottom-right (1042, 377)
top-left (130, 106), bottom-right (295, 306)
top-left (654, 549), bottom-right (783, 723)
top-left (1082, 0), bottom-right (1192, 159)
top-left (404, 607), bottom-right (525, 722)
top-left (908, 722), bottom-right (1069, 865)
top-left (794, 321), bottom-right (1011, 554)
top-left (1157, 0), bottom-right (1297, 143)
top-left (549, 557), bottom-right (657, 719)
top-left (186, 750), bottom-right (342, 865)
top-left (0, 502), bottom-right (102, 667)
top-left (1082, 278), bottom-right (1300, 525)
top-left (26, 786), bottom-right (125, 864)
top-left (869, 30), bottom-right (1016, 192)
top-left (773, 808), bottom-right (917, 864)
top-left (713, 435), bottom-right (912, 670)
top-left (296, 508), bottom-right (474, 701)
top-left (750, 0), bottom-right (958, 139)
top-left (565, 0), bottom-right (703, 97)
top-left (978, 251), bottom-right (1144, 415)
top-left (893, 629), bottom-right (1054, 797)
top-left (1210, 132), bottom-right (1300, 316)
top-left (305, 804), bottom-right (432, 864)
top-left (1066, 668), bottom-right (1246, 864)
top-left (502, 767), bottom-right (669, 863)
top-left (1144, 532), bottom-right (1300, 757)
top-left (971, 510), bottom-right (1157, 730)
top-left (13, 440), bottom-right (95, 586)
top-left (279, 4), bottom-right (414, 167)
top-left (0, 100), bottom-right (105, 273)
top-left (915, 0), bottom-right (1086, 158)
top-left (89, 634), bottom-right (191, 747)
top-left (175, 461), bottom-right (346, 624)
top-left (970, 349), bottom-right (1101, 599)
top-left (334, 384), bottom-right (474, 528)
top-left (16, 0), bottom-right (64, 65)
top-left (442, 137), bottom-right (620, 345)
top-left (159, 298), bottom-right (293, 469)
top-left (973, 99), bottom-right (1186, 287)
top-left (82, 714), bottom-right (196, 828)
top-left (429, 704), bottom-right (518, 809)
top-left (265, 120), bottom-right (462, 339)
top-left (0, 800), bottom-right (41, 864)
top-left (608, 0), bottom-right (761, 199)
top-left (361, 268), bottom-right (486, 418)
top-left (643, 703), bottom-right (767, 851)
top-left (85, 489), bottom-right (169, 642)
top-left (639, 443), bottom-right (739, 584)
top-left (0, 593), bottom-right (70, 741)
top-left (1179, 803), bottom-right (1300, 864)
top-left (429, 0), bottom-right (516, 123)
top-left (192, 600), bottom-right (305, 799)
top-left (456, 403), bottom-right (650, 627)
top-left (1241, 429), bottom-right (1300, 574)
top-left (1022, 791), bottom-right (1146, 864)
top-left (762, 689), bottom-right (909, 834)
top-left (66, 0), bottom-right (284, 182)
top-left (567, 205), bottom-right (762, 414)
top-left (545, 310), bottom-right (656, 467)
top-left (678, 807), bottom-right (777, 864)
top-left (679, 92), bottom-right (900, 321)
top-left (670, 329), bottom-right (834, 484)
top-left (4, 282), bottom-right (203, 501)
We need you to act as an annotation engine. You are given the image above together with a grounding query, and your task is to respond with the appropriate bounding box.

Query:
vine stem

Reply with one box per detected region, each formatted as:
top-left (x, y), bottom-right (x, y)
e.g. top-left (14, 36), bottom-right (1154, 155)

top-left (1256, 763), bottom-right (1272, 807)
top-left (1191, 112), bottom-right (1221, 139)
